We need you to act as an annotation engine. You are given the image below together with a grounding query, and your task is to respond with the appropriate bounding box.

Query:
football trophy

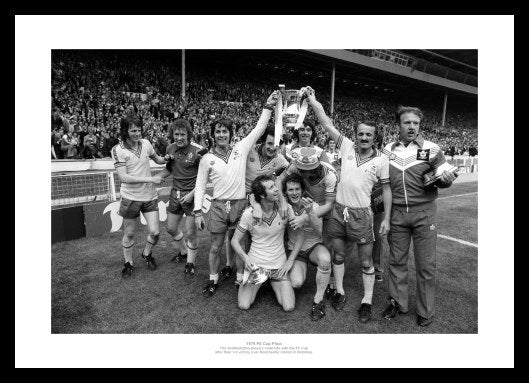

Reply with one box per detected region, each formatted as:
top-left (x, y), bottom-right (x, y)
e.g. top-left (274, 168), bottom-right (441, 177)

top-left (242, 263), bottom-right (270, 285)
top-left (274, 85), bottom-right (308, 146)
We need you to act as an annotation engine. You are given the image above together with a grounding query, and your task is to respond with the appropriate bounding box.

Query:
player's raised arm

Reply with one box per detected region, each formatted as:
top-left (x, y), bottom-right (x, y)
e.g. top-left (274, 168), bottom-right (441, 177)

top-left (304, 86), bottom-right (340, 143)
top-left (239, 91), bottom-right (279, 154)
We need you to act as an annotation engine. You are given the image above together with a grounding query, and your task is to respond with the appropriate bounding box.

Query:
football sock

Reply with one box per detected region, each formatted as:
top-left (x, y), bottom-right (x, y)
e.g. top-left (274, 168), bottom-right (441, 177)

top-left (143, 238), bottom-right (156, 256)
top-left (173, 232), bottom-right (186, 256)
top-left (333, 263), bottom-right (345, 295)
top-left (225, 241), bottom-right (233, 267)
top-left (179, 238), bottom-right (188, 257)
top-left (122, 240), bottom-right (134, 264)
top-left (143, 232), bottom-right (159, 256)
top-left (186, 242), bottom-right (198, 264)
top-left (236, 272), bottom-right (244, 283)
top-left (329, 275), bottom-right (336, 289)
top-left (361, 267), bottom-right (375, 305)
top-left (210, 273), bottom-right (219, 284)
top-left (315, 267), bottom-right (331, 304)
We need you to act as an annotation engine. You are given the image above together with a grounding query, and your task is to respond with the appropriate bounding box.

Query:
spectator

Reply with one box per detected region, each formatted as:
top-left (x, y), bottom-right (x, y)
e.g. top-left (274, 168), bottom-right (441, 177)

top-left (81, 128), bottom-right (99, 159)
top-left (51, 50), bottom-right (477, 158)
top-left (60, 131), bottom-right (77, 159)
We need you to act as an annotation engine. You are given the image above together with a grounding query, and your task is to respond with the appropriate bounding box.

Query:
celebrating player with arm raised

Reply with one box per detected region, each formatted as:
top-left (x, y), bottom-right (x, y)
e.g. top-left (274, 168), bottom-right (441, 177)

top-left (194, 91), bottom-right (279, 298)
top-left (304, 86), bottom-right (392, 324)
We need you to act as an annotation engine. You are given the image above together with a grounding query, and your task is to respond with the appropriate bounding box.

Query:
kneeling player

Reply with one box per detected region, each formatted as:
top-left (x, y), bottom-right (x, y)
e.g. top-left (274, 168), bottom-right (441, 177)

top-left (283, 174), bottom-right (332, 321)
top-left (112, 112), bottom-right (173, 278)
top-left (231, 175), bottom-right (305, 312)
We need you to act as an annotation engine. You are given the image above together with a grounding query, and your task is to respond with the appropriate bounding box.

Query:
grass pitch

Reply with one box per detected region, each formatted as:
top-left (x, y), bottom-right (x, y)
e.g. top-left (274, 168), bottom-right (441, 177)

top-left (51, 181), bottom-right (478, 334)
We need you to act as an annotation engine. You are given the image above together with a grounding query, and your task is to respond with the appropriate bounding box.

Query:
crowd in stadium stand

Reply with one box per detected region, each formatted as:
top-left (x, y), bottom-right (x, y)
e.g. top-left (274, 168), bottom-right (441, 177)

top-left (51, 51), bottom-right (478, 160)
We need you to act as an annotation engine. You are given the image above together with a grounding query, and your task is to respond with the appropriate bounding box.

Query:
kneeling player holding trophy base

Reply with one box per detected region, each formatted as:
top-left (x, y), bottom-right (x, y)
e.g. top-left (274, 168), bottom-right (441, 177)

top-left (231, 175), bottom-right (305, 312)
top-left (194, 91), bottom-right (279, 298)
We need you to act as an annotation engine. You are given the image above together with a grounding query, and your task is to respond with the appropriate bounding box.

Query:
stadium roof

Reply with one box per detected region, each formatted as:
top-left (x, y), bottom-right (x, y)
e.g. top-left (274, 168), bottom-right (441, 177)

top-left (399, 49), bottom-right (477, 74)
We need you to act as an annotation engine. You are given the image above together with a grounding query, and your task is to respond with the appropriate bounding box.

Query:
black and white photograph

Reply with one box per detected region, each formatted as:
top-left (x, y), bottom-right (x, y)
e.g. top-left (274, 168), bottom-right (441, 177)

top-left (15, 15), bottom-right (514, 368)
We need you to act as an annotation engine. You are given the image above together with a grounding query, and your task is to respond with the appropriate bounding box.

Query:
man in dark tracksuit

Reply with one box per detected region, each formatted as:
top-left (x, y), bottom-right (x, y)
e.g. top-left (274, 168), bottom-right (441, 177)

top-left (382, 106), bottom-right (457, 327)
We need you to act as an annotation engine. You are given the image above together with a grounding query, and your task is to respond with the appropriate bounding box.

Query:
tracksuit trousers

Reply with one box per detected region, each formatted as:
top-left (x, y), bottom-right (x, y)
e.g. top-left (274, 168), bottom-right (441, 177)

top-left (387, 202), bottom-right (437, 319)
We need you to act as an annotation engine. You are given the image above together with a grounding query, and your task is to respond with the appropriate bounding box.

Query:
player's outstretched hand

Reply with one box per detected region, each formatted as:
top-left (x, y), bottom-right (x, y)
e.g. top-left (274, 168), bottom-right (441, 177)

top-left (265, 90), bottom-right (279, 108)
top-left (164, 154), bottom-right (174, 162)
top-left (303, 86), bottom-right (316, 103)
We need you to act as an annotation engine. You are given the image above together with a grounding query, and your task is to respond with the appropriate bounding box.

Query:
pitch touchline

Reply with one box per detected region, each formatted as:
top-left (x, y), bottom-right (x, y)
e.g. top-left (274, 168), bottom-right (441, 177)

top-left (438, 234), bottom-right (478, 248)
top-left (437, 192), bottom-right (478, 200)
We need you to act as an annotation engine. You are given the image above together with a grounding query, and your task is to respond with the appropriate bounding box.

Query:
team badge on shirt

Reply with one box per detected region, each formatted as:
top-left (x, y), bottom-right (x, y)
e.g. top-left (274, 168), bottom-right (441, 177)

top-left (250, 157), bottom-right (255, 162)
top-left (125, 156), bottom-right (131, 161)
top-left (417, 149), bottom-right (430, 161)
top-left (210, 160), bottom-right (215, 166)
top-left (365, 164), bottom-right (377, 176)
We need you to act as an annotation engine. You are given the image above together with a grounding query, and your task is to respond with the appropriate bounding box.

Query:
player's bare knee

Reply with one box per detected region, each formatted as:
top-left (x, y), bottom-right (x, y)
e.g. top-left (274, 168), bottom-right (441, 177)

top-left (210, 243), bottom-right (222, 256)
top-left (282, 302), bottom-right (295, 312)
top-left (186, 232), bottom-right (198, 245)
top-left (317, 253), bottom-right (332, 269)
top-left (290, 276), bottom-right (304, 289)
top-left (361, 260), bottom-right (373, 270)
top-left (333, 254), bottom-right (345, 265)
top-left (123, 232), bottom-right (134, 242)
top-left (167, 226), bottom-right (179, 238)
top-left (238, 300), bottom-right (251, 310)
top-left (188, 239), bottom-right (199, 250)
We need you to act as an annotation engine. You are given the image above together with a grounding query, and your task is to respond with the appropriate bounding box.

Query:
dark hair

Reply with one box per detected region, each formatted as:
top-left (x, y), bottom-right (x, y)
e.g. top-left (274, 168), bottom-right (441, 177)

top-left (395, 106), bottom-right (423, 124)
top-left (168, 119), bottom-right (193, 142)
top-left (282, 173), bottom-right (305, 196)
top-left (252, 175), bottom-right (274, 203)
top-left (210, 118), bottom-right (234, 143)
top-left (259, 126), bottom-right (276, 144)
top-left (292, 118), bottom-right (317, 143)
top-left (119, 112), bottom-right (142, 141)
top-left (354, 120), bottom-right (379, 138)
